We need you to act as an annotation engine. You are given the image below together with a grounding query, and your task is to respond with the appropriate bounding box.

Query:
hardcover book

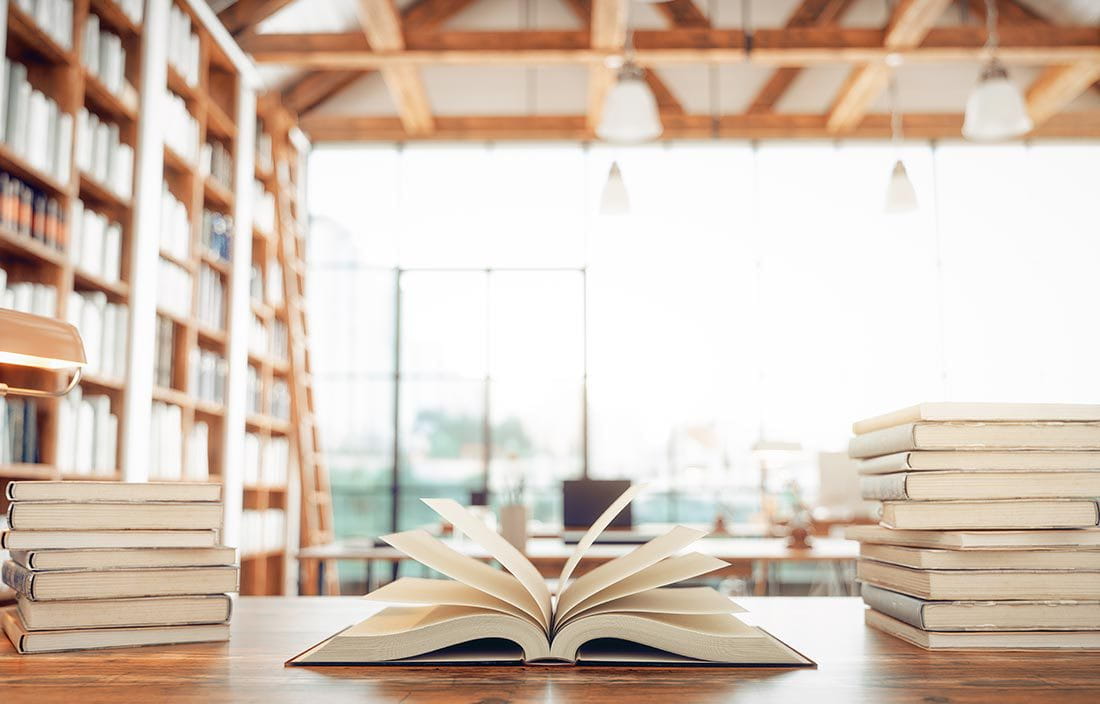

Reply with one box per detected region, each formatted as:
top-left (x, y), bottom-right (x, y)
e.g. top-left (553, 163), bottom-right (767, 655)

top-left (845, 525), bottom-right (1100, 551)
top-left (877, 499), bottom-right (1100, 531)
top-left (5, 481), bottom-right (222, 503)
top-left (864, 609), bottom-right (1100, 650)
top-left (852, 402), bottom-right (1100, 435)
top-left (2, 607), bottom-right (228, 654)
top-left (857, 560), bottom-right (1100, 600)
top-left (859, 543), bottom-right (1100, 571)
top-left (0, 529), bottom-right (220, 550)
top-left (17, 594), bottom-right (232, 631)
top-left (290, 487), bottom-right (813, 666)
top-left (2, 561), bottom-right (239, 601)
top-left (6, 501), bottom-right (223, 531)
top-left (860, 471), bottom-right (1100, 501)
top-left (849, 422), bottom-right (1100, 459)
top-left (856, 451), bottom-right (1100, 475)
top-left (860, 584), bottom-right (1100, 632)
top-left (9, 547), bottom-right (236, 571)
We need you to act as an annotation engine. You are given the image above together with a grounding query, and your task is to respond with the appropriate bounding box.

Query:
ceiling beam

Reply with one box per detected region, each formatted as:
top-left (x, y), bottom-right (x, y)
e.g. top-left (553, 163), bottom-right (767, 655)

top-left (217, 0), bottom-right (295, 37)
top-left (1027, 61), bottom-right (1100, 127)
top-left (299, 110), bottom-right (1100, 142)
top-left (281, 0), bottom-right (474, 118)
top-left (587, 0), bottom-right (629, 131)
top-left (748, 0), bottom-right (853, 114)
top-left (826, 0), bottom-right (954, 132)
top-left (357, 0), bottom-right (434, 135)
top-left (246, 25), bottom-right (1100, 68)
top-left (652, 0), bottom-right (709, 28)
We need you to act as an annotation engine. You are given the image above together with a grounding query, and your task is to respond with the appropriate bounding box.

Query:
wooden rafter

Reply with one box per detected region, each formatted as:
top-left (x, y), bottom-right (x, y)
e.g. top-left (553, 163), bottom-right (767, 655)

top-left (1027, 62), bottom-right (1100, 127)
top-left (244, 25), bottom-right (1100, 68)
top-left (281, 0), bottom-right (475, 118)
top-left (652, 0), bottom-right (709, 28)
top-left (748, 0), bottom-right (853, 115)
top-left (826, 0), bottom-right (954, 132)
top-left (357, 0), bottom-right (434, 135)
top-left (299, 111), bottom-right (1100, 142)
top-left (217, 0), bottom-right (296, 37)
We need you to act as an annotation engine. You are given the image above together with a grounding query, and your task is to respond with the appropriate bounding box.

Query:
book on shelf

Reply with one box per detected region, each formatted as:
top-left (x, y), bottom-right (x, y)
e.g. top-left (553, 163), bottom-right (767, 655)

top-left (67, 291), bottom-right (128, 380)
top-left (859, 543), bottom-right (1100, 571)
top-left (81, 13), bottom-right (128, 99)
top-left (69, 198), bottom-right (123, 283)
top-left (10, 546), bottom-right (235, 571)
top-left (159, 182), bottom-right (190, 259)
top-left (2, 59), bottom-right (73, 183)
top-left (16, 594), bottom-right (230, 631)
top-left (56, 387), bottom-right (118, 476)
top-left (150, 401), bottom-right (185, 480)
top-left (190, 348), bottom-right (227, 405)
top-left (14, 0), bottom-right (74, 49)
top-left (246, 365), bottom-right (261, 414)
top-left (6, 501), bottom-right (223, 531)
top-left (860, 583), bottom-right (1100, 632)
top-left (167, 4), bottom-right (200, 86)
top-left (2, 607), bottom-right (229, 653)
top-left (849, 422), bottom-right (1100, 459)
top-left (157, 258), bottom-right (192, 318)
top-left (864, 609), bottom-right (1100, 651)
top-left (186, 420), bottom-right (210, 481)
top-left (197, 264), bottom-right (226, 330)
top-left (1, 397), bottom-right (39, 464)
top-left (240, 508), bottom-right (285, 556)
top-left (75, 108), bottom-right (133, 199)
top-left (290, 486), bottom-right (813, 667)
top-left (860, 471), bottom-right (1100, 501)
top-left (0, 172), bottom-right (67, 250)
top-left (202, 142), bottom-right (234, 193)
top-left (201, 208), bottom-right (233, 261)
top-left (262, 436), bottom-right (289, 486)
top-left (856, 560), bottom-right (1100, 601)
top-left (5, 480), bottom-right (222, 503)
top-left (2, 561), bottom-right (238, 601)
top-left (856, 450), bottom-right (1100, 475)
top-left (878, 499), bottom-right (1099, 530)
top-left (1, 274), bottom-right (57, 316)
top-left (853, 402), bottom-right (1100, 435)
top-left (253, 180), bottom-right (275, 233)
top-left (0, 529), bottom-right (220, 550)
top-left (847, 524), bottom-right (1100, 550)
top-left (163, 90), bottom-right (199, 161)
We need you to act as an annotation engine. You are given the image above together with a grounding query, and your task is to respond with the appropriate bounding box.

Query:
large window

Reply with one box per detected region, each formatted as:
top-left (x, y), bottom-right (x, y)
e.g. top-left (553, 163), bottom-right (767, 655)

top-left (308, 141), bottom-right (1100, 536)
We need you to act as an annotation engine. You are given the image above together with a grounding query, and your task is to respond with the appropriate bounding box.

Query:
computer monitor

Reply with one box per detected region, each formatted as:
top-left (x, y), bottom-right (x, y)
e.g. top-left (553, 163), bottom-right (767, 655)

top-left (562, 479), bottom-right (632, 529)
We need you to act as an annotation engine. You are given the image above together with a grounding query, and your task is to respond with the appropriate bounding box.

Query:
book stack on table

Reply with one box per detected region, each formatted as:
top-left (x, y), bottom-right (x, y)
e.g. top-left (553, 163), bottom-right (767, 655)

top-left (846, 403), bottom-right (1100, 651)
top-left (0, 482), bottom-right (237, 654)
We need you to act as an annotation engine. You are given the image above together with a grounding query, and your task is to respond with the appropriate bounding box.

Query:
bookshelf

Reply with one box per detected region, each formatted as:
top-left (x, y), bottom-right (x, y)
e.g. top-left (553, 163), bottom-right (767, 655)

top-left (239, 101), bottom-right (302, 596)
top-left (0, 0), bottom-right (263, 568)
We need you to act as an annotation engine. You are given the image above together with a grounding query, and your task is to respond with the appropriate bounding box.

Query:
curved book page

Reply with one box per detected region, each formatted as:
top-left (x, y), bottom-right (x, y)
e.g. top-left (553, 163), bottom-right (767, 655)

top-left (550, 612), bottom-right (811, 665)
top-left (363, 578), bottom-right (539, 627)
top-left (555, 525), bottom-right (709, 625)
top-left (381, 529), bottom-right (546, 630)
top-left (422, 499), bottom-right (552, 628)
top-left (558, 552), bottom-right (729, 627)
top-left (289, 605), bottom-right (549, 664)
top-left (575, 586), bottom-right (744, 619)
top-left (556, 484), bottom-right (644, 591)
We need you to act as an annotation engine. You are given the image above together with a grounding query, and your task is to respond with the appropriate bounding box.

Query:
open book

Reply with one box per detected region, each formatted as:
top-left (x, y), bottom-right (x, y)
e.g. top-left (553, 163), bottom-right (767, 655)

top-left (290, 487), bottom-right (812, 666)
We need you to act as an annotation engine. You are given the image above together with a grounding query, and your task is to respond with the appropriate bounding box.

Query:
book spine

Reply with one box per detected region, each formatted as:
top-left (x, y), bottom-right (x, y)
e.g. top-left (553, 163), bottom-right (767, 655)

top-left (860, 473), bottom-right (909, 501)
top-left (1, 559), bottom-right (34, 599)
top-left (848, 424), bottom-right (916, 460)
top-left (860, 584), bottom-right (927, 630)
top-left (856, 452), bottom-right (913, 475)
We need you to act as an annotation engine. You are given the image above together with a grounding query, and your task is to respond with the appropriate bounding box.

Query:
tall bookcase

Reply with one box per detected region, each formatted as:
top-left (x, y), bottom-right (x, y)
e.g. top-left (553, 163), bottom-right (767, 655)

top-left (0, 1), bottom-right (302, 592)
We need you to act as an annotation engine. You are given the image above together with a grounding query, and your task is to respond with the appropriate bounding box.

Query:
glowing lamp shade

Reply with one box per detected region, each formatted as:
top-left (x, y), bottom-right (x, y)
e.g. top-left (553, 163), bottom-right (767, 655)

top-left (884, 160), bottom-right (918, 214)
top-left (0, 308), bottom-right (86, 397)
top-left (596, 64), bottom-right (662, 144)
top-left (962, 60), bottom-right (1032, 142)
top-left (599, 161), bottom-right (630, 215)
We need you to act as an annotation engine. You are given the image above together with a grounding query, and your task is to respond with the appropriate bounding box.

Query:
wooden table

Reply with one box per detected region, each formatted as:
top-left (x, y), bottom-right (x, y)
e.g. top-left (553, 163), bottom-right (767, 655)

top-left (298, 537), bottom-right (860, 596)
top-left (1, 597), bottom-right (1097, 703)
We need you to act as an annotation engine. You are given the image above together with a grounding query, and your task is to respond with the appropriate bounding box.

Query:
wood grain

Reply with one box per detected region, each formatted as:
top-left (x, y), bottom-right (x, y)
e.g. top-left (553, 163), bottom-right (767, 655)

top-left (1, 597), bottom-right (1098, 703)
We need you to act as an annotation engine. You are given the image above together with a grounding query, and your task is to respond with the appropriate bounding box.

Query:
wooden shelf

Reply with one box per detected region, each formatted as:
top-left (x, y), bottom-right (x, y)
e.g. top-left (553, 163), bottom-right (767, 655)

top-left (163, 144), bottom-right (196, 177)
top-left (0, 463), bottom-right (58, 480)
top-left (6, 3), bottom-right (74, 66)
top-left (152, 385), bottom-right (194, 408)
top-left (241, 549), bottom-right (286, 561)
top-left (199, 249), bottom-right (232, 275)
top-left (203, 176), bottom-right (235, 209)
top-left (166, 64), bottom-right (199, 104)
top-left (80, 372), bottom-right (126, 393)
top-left (0, 225), bottom-right (67, 267)
top-left (89, 0), bottom-right (142, 38)
top-left (195, 400), bottom-right (227, 417)
top-left (159, 248), bottom-right (195, 272)
top-left (79, 172), bottom-right (132, 212)
top-left (206, 101), bottom-right (237, 140)
top-left (73, 268), bottom-right (129, 300)
top-left (82, 70), bottom-right (139, 123)
top-left (0, 143), bottom-right (71, 199)
top-left (156, 305), bottom-right (191, 328)
top-left (251, 300), bottom-right (274, 320)
top-left (196, 323), bottom-right (228, 347)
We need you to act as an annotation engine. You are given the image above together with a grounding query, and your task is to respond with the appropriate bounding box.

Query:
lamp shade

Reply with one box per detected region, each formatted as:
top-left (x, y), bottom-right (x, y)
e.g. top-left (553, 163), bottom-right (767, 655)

top-left (962, 60), bottom-right (1032, 141)
top-left (599, 161), bottom-right (630, 215)
top-left (884, 160), bottom-right (918, 214)
top-left (0, 308), bottom-right (86, 370)
top-left (596, 64), bottom-right (662, 144)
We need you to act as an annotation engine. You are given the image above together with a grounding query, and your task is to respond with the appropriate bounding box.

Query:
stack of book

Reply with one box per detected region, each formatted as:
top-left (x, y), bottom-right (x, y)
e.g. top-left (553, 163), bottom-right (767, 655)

top-left (847, 402), bottom-right (1100, 650)
top-left (1, 481), bottom-right (237, 654)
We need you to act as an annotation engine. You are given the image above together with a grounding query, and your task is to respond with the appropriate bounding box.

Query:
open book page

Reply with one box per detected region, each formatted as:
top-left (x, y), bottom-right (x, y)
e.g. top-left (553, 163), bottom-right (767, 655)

top-left (422, 499), bottom-right (553, 628)
top-left (363, 578), bottom-right (539, 627)
top-left (558, 552), bottom-right (729, 626)
top-left (381, 529), bottom-right (546, 630)
top-left (555, 526), bottom-right (710, 625)
top-left (556, 484), bottom-right (644, 591)
top-left (577, 587), bottom-right (744, 619)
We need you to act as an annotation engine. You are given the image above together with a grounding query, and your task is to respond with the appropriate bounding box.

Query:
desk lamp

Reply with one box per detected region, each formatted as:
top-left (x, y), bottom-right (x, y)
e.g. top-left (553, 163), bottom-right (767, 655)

top-left (0, 308), bottom-right (86, 397)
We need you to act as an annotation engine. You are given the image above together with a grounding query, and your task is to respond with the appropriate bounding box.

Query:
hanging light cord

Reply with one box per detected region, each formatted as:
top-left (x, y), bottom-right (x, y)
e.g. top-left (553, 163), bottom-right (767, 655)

top-left (984, 0), bottom-right (999, 53)
top-left (742, 0), bottom-right (753, 54)
top-left (889, 75), bottom-right (902, 148)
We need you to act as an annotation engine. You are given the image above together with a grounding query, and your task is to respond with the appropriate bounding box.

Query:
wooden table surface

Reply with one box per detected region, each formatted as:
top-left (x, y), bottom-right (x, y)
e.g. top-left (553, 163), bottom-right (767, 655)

top-left (2, 597), bottom-right (1098, 704)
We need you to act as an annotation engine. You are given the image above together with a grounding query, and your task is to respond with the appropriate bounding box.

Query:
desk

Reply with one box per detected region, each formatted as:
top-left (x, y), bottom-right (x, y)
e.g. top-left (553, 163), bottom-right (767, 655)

top-left (1, 597), bottom-right (1097, 703)
top-left (298, 537), bottom-right (859, 596)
